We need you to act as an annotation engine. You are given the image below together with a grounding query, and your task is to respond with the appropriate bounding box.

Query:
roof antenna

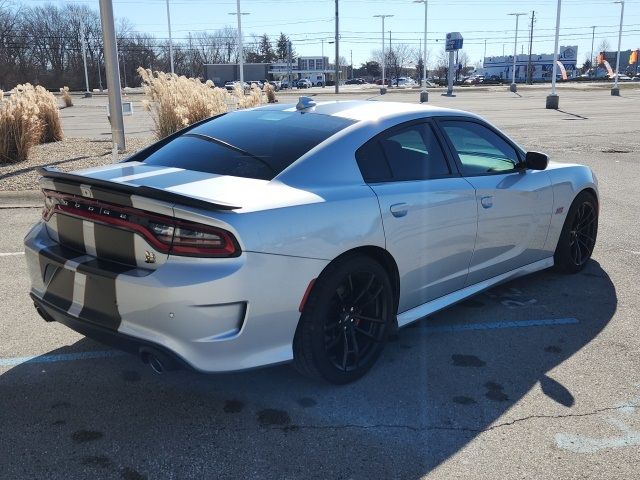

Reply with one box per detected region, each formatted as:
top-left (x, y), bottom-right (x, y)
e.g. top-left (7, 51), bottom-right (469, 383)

top-left (296, 96), bottom-right (317, 110)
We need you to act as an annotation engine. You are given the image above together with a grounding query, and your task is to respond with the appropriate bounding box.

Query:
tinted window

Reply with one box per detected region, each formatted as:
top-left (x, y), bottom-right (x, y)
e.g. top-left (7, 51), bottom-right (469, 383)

top-left (141, 110), bottom-right (355, 180)
top-left (356, 123), bottom-right (450, 182)
top-left (440, 121), bottom-right (519, 175)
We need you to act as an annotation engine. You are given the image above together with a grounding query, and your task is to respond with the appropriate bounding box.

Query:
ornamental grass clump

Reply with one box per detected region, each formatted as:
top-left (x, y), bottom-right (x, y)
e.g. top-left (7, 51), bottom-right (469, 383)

top-left (263, 83), bottom-right (277, 103)
top-left (138, 67), bottom-right (230, 139)
top-left (232, 83), bottom-right (263, 109)
top-left (60, 86), bottom-right (73, 107)
top-left (0, 83), bottom-right (63, 164)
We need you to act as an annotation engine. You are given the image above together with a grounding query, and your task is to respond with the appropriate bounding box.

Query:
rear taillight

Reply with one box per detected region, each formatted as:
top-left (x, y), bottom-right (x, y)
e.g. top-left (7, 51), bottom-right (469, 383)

top-left (43, 190), bottom-right (240, 258)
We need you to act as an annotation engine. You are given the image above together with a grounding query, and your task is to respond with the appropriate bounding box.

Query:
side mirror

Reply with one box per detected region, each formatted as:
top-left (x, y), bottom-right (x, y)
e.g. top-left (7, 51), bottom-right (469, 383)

top-left (525, 151), bottom-right (549, 170)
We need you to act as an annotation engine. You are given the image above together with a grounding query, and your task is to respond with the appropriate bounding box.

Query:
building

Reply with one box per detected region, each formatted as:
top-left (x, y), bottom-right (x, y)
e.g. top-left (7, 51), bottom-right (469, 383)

top-left (483, 46), bottom-right (578, 82)
top-left (597, 49), bottom-right (639, 76)
top-left (204, 56), bottom-right (344, 86)
top-left (204, 63), bottom-right (271, 86)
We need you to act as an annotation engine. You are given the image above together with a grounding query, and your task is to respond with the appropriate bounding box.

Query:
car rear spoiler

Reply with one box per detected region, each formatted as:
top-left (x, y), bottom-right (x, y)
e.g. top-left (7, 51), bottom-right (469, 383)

top-left (38, 167), bottom-right (241, 211)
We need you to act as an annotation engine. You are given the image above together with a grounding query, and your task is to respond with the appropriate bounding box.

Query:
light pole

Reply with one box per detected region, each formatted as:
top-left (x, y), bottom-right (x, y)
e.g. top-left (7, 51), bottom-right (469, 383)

top-left (612, 0), bottom-right (625, 96)
top-left (546, 0), bottom-right (562, 109)
top-left (413, 0), bottom-right (429, 102)
top-left (165, 0), bottom-right (174, 74)
top-left (590, 25), bottom-right (596, 72)
top-left (98, 0), bottom-right (125, 153)
top-left (321, 38), bottom-right (325, 86)
top-left (373, 14), bottom-right (393, 93)
top-left (229, 3), bottom-right (250, 85)
top-left (334, 0), bottom-right (339, 94)
top-left (508, 12), bottom-right (526, 93)
top-left (79, 15), bottom-right (91, 97)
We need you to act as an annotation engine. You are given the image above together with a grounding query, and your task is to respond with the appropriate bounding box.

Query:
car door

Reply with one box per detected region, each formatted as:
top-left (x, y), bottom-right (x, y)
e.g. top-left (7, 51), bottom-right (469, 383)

top-left (437, 118), bottom-right (553, 285)
top-left (356, 120), bottom-right (477, 313)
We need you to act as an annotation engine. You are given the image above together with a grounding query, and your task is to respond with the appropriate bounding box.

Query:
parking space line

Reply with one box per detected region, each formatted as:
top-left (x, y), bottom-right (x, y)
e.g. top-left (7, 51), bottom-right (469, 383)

top-left (418, 317), bottom-right (579, 333)
top-left (0, 252), bottom-right (25, 257)
top-left (0, 350), bottom-right (127, 367)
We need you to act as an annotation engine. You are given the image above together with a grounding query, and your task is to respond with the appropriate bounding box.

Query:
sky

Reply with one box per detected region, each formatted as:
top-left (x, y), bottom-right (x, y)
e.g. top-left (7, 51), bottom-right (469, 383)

top-left (19, 0), bottom-right (640, 67)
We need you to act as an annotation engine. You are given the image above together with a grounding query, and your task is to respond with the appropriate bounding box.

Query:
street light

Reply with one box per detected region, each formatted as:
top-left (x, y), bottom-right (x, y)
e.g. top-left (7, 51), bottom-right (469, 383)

top-left (413, 0), bottom-right (428, 102)
top-left (165, 0), bottom-right (174, 74)
top-left (508, 12), bottom-right (527, 93)
top-left (546, 0), bottom-right (562, 109)
top-left (229, 1), bottom-right (250, 85)
top-left (373, 14), bottom-right (393, 93)
top-left (612, 0), bottom-right (625, 96)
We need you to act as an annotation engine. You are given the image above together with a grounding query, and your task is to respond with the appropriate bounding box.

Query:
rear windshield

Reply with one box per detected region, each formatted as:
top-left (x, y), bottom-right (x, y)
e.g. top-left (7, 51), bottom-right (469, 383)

top-left (139, 110), bottom-right (355, 180)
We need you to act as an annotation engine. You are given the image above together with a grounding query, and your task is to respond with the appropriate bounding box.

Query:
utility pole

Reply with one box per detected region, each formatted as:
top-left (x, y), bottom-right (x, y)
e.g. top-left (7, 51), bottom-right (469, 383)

top-left (120, 49), bottom-right (128, 88)
top-left (527, 11), bottom-right (535, 84)
top-left (98, 0), bottom-right (125, 153)
top-left (334, 0), bottom-right (339, 93)
top-left (508, 12), bottom-right (527, 93)
top-left (373, 15), bottom-right (393, 92)
top-left (350, 49), bottom-right (353, 79)
top-left (546, 0), bottom-right (562, 109)
top-left (165, 0), bottom-right (174, 74)
top-left (413, 0), bottom-right (428, 98)
top-left (287, 40), bottom-right (292, 87)
top-left (188, 32), bottom-right (194, 77)
top-left (229, 2), bottom-right (250, 85)
top-left (97, 49), bottom-right (103, 91)
top-left (80, 15), bottom-right (91, 96)
top-left (321, 38), bottom-right (325, 86)
top-left (590, 25), bottom-right (596, 71)
top-left (612, 0), bottom-right (625, 96)
top-left (484, 39), bottom-right (487, 60)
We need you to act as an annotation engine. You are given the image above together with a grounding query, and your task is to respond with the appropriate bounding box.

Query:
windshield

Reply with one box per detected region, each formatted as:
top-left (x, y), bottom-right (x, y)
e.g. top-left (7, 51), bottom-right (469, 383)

top-left (139, 109), bottom-right (356, 180)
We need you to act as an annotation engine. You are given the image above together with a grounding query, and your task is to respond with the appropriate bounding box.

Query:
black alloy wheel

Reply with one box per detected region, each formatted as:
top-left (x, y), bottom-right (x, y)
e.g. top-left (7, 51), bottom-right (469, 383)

top-left (554, 191), bottom-right (598, 273)
top-left (293, 255), bottom-right (394, 384)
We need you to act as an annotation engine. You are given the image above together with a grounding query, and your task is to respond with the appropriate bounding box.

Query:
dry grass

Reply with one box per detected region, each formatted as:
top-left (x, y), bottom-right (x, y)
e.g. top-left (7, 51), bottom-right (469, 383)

top-left (264, 83), bottom-right (277, 103)
top-left (139, 68), bottom-right (273, 139)
top-left (60, 86), bottom-right (73, 107)
top-left (0, 83), bottom-right (64, 164)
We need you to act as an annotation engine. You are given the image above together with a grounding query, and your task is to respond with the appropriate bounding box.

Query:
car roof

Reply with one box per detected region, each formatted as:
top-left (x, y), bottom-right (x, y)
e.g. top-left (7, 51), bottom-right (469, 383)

top-left (255, 100), bottom-right (473, 123)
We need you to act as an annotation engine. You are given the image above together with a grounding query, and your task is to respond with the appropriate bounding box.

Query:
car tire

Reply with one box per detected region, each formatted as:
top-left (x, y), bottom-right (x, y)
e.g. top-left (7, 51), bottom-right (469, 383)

top-left (553, 190), bottom-right (598, 274)
top-left (293, 254), bottom-right (394, 384)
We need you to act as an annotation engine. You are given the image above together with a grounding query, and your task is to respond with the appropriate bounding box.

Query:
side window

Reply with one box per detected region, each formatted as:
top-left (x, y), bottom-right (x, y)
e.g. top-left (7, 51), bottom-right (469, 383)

top-left (356, 123), bottom-right (450, 182)
top-left (439, 121), bottom-right (520, 175)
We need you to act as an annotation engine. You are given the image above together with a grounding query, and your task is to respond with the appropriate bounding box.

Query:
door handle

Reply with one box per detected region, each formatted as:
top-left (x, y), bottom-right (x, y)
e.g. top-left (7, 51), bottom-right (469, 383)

top-left (480, 196), bottom-right (493, 209)
top-left (390, 203), bottom-right (409, 218)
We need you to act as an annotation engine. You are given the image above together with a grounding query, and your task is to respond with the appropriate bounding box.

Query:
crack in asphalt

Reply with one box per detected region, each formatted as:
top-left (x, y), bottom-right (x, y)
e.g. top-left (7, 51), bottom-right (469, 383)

top-left (274, 403), bottom-right (639, 434)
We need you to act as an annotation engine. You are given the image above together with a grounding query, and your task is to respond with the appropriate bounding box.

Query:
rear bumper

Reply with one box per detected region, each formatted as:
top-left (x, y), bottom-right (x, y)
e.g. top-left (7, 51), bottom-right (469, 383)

top-left (31, 293), bottom-right (192, 371)
top-left (25, 221), bottom-right (329, 372)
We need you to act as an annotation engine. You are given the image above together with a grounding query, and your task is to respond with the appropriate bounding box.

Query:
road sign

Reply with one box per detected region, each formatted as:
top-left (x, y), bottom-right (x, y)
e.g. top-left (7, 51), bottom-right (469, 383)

top-left (446, 32), bottom-right (463, 52)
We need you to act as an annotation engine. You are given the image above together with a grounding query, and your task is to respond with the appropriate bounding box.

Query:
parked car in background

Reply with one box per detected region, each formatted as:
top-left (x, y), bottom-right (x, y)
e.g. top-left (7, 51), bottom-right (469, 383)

top-left (224, 81), bottom-right (249, 92)
top-left (268, 80), bottom-right (281, 91)
top-left (248, 80), bottom-right (264, 89)
top-left (346, 78), bottom-right (366, 85)
top-left (464, 75), bottom-right (484, 85)
top-left (25, 99), bottom-right (599, 384)
top-left (297, 79), bottom-right (312, 89)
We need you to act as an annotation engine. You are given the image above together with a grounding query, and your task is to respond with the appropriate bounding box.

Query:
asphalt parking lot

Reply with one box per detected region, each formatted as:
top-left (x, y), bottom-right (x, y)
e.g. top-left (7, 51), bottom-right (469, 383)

top-left (1, 86), bottom-right (639, 479)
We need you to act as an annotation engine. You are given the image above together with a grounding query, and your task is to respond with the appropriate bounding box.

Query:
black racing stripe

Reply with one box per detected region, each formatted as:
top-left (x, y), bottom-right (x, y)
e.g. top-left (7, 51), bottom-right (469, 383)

top-left (39, 245), bottom-right (150, 279)
top-left (89, 186), bottom-right (133, 207)
top-left (79, 274), bottom-right (121, 330)
top-left (56, 214), bottom-right (86, 254)
top-left (94, 223), bottom-right (137, 266)
top-left (42, 266), bottom-right (74, 312)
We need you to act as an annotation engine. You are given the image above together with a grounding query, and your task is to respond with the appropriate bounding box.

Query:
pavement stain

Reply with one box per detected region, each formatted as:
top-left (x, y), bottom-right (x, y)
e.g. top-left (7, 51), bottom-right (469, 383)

top-left (52, 419), bottom-right (66, 426)
top-left (297, 397), bottom-right (317, 408)
top-left (484, 382), bottom-right (509, 402)
top-left (223, 399), bottom-right (245, 413)
top-left (50, 401), bottom-right (71, 409)
top-left (71, 429), bottom-right (104, 443)
top-left (121, 467), bottom-right (147, 480)
top-left (451, 354), bottom-right (486, 367)
top-left (545, 345), bottom-right (563, 353)
top-left (257, 408), bottom-right (291, 426)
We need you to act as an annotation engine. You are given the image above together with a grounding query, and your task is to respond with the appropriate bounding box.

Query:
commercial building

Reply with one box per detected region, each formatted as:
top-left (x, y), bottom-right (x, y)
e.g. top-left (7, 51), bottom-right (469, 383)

top-left (482, 46), bottom-right (578, 82)
top-left (205, 56), bottom-right (346, 86)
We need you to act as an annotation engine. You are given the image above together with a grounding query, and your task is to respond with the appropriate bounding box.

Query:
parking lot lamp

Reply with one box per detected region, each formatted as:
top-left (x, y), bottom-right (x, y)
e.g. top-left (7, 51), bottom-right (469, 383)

top-left (374, 15), bottom-right (393, 93)
top-left (508, 12), bottom-right (527, 93)
top-left (546, 0), bottom-right (562, 109)
top-left (612, 1), bottom-right (625, 96)
top-left (413, 0), bottom-right (429, 102)
top-left (165, 0), bottom-right (174, 74)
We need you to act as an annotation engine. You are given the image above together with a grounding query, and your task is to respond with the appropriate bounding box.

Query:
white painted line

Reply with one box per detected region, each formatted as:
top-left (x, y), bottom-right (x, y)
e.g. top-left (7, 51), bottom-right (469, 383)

top-left (0, 350), bottom-right (127, 367)
top-left (0, 252), bottom-right (25, 257)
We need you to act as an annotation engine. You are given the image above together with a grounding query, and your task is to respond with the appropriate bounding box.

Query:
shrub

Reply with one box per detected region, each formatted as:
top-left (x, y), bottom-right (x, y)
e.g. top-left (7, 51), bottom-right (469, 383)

top-left (60, 86), bottom-right (73, 107)
top-left (264, 83), bottom-right (277, 103)
top-left (0, 84), bottom-right (63, 163)
top-left (0, 87), bottom-right (45, 164)
top-left (138, 68), bottom-right (230, 139)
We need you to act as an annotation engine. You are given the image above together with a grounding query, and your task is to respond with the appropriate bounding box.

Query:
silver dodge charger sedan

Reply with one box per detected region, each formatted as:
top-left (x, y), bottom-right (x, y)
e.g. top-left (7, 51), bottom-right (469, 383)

top-left (25, 99), bottom-right (599, 384)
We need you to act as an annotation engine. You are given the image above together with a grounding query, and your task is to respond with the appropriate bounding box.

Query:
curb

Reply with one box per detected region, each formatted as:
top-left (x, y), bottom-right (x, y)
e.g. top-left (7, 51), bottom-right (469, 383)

top-left (0, 190), bottom-right (43, 208)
